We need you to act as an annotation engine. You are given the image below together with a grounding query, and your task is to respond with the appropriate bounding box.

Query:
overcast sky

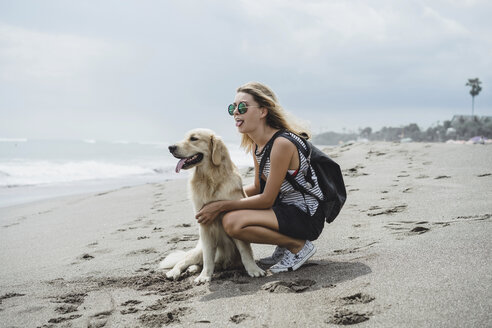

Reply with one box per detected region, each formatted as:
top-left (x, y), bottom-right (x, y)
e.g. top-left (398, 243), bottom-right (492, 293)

top-left (1, 0), bottom-right (491, 143)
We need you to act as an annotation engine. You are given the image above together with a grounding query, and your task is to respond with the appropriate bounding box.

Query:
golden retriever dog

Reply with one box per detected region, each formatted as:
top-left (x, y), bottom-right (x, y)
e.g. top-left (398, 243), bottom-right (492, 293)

top-left (160, 128), bottom-right (265, 284)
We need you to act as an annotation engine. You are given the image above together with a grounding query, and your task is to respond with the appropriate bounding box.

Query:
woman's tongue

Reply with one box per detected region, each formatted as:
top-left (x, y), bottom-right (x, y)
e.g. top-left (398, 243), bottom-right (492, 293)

top-left (236, 120), bottom-right (244, 127)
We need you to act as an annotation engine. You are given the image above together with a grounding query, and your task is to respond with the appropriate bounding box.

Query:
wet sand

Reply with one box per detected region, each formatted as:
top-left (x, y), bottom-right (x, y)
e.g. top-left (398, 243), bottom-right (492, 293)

top-left (1, 141), bottom-right (491, 327)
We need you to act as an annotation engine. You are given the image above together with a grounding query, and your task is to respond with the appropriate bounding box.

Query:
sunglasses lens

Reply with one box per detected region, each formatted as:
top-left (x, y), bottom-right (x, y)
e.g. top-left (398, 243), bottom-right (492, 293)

top-left (238, 102), bottom-right (247, 114)
top-left (228, 104), bottom-right (235, 115)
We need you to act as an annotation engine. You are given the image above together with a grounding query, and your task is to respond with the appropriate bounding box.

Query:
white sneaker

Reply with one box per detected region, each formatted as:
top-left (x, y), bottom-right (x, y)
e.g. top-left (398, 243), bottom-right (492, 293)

top-left (259, 246), bottom-right (287, 265)
top-left (269, 241), bottom-right (316, 273)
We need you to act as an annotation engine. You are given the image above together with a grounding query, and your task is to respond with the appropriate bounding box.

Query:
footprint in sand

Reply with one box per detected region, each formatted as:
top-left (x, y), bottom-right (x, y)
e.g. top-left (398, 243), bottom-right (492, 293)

top-left (54, 304), bottom-right (78, 314)
top-left (434, 175), bottom-right (451, 179)
top-left (143, 290), bottom-right (194, 309)
top-left (126, 248), bottom-right (158, 256)
top-left (326, 293), bottom-right (375, 325)
top-left (261, 279), bottom-right (316, 293)
top-left (88, 310), bottom-right (113, 327)
top-left (340, 292), bottom-right (375, 305)
top-left (366, 150), bottom-right (387, 158)
top-left (121, 300), bottom-right (142, 306)
top-left (230, 313), bottom-right (254, 324)
top-left (326, 308), bottom-right (372, 325)
top-left (386, 216), bottom-right (491, 239)
top-left (344, 165), bottom-right (369, 177)
top-left (46, 293), bottom-right (86, 325)
top-left (333, 242), bottom-right (378, 255)
top-left (453, 213), bottom-right (492, 222)
top-left (1, 216), bottom-right (28, 228)
top-left (384, 221), bottom-right (430, 237)
top-left (367, 205), bottom-right (407, 217)
top-left (175, 223), bottom-right (192, 228)
top-left (0, 292), bottom-right (25, 304)
top-left (477, 173), bottom-right (492, 177)
top-left (139, 307), bottom-right (190, 327)
top-left (48, 314), bottom-right (82, 324)
top-left (2, 222), bottom-right (20, 228)
top-left (79, 253), bottom-right (95, 260)
top-left (51, 292), bottom-right (88, 305)
top-left (211, 269), bottom-right (250, 284)
top-left (135, 267), bottom-right (152, 273)
top-left (409, 226), bottom-right (429, 234)
top-left (121, 307), bottom-right (139, 315)
top-left (167, 234), bottom-right (199, 244)
top-left (145, 298), bottom-right (169, 311)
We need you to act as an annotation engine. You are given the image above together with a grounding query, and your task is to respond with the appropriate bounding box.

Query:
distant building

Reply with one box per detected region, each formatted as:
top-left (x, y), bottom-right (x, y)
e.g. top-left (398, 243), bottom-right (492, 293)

top-left (450, 115), bottom-right (492, 126)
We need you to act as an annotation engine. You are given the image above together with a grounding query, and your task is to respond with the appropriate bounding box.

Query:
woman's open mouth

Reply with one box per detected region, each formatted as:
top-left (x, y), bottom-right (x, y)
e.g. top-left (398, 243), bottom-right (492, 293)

top-left (235, 118), bottom-right (244, 127)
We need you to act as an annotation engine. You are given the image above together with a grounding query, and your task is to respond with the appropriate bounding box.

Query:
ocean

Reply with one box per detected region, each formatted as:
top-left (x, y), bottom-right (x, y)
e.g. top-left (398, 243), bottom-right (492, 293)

top-left (0, 138), bottom-right (252, 208)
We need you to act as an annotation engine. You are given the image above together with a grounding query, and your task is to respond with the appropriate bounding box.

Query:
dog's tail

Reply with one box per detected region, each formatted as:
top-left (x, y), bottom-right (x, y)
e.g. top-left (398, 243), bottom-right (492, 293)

top-left (159, 250), bottom-right (187, 269)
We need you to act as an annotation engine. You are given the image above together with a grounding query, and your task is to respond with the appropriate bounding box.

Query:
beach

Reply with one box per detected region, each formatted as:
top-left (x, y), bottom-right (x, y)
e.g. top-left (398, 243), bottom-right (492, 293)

top-left (0, 141), bottom-right (491, 327)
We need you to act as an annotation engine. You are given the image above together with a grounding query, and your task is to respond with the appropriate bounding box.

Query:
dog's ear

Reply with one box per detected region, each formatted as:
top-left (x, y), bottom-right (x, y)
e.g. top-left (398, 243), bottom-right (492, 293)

top-left (210, 135), bottom-right (224, 166)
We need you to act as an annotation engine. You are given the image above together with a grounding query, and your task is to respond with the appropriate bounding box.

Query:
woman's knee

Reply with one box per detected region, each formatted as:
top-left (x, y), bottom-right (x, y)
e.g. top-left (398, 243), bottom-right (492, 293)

top-left (222, 211), bottom-right (242, 237)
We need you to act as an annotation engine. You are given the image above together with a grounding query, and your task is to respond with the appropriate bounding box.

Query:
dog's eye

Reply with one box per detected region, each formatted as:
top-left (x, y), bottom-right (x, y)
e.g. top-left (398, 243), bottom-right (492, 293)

top-left (190, 136), bottom-right (198, 142)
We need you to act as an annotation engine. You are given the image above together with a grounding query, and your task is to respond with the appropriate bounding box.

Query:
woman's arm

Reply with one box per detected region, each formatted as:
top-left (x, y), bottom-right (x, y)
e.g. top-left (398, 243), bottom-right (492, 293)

top-left (244, 183), bottom-right (259, 197)
top-left (196, 138), bottom-right (296, 224)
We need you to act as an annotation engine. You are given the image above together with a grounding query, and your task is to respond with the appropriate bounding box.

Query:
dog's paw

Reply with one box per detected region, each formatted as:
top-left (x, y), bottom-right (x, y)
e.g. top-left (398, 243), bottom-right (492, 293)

top-left (194, 274), bottom-right (212, 284)
top-left (165, 268), bottom-right (181, 281)
top-left (187, 264), bottom-right (201, 274)
top-left (246, 265), bottom-right (266, 278)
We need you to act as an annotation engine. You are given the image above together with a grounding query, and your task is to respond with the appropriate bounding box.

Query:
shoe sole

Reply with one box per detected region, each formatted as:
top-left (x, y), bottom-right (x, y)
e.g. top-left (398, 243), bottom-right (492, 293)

top-left (258, 259), bottom-right (278, 265)
top-left (270, 245), bottom-right (316, 273)
top-left (259, 249), bottom-right (287, 266)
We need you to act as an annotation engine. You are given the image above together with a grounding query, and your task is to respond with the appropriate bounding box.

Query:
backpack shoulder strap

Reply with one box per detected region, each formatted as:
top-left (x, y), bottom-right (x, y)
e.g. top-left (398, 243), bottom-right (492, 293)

top-left (278, 132), bottom-right (311, 163)
top-left (284, 168), bottom-right (323, 202)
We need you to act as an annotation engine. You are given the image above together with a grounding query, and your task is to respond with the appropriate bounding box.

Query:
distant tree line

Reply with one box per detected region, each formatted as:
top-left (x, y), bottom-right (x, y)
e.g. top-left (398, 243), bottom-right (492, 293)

top-left (313, 117), bottom-right (492, 145)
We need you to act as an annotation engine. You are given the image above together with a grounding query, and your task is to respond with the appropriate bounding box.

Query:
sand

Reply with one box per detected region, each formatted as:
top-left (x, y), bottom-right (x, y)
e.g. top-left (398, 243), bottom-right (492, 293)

top-left (0, 141), bottom-right (491, 327)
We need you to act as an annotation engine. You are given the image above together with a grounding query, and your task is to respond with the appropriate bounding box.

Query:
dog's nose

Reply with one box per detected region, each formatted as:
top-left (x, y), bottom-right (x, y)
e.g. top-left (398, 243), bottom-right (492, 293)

top-left (168, 145), bottom-right (177, 153)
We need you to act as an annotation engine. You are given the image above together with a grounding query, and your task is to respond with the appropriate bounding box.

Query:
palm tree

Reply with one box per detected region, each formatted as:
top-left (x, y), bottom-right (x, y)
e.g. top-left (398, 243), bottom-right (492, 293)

top-left (466, 78), bottom-right (482, 116)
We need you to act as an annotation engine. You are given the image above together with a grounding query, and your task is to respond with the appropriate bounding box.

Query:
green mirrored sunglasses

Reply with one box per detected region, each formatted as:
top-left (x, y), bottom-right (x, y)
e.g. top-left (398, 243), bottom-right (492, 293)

top-left (228, 102), bottom-right (259, 115)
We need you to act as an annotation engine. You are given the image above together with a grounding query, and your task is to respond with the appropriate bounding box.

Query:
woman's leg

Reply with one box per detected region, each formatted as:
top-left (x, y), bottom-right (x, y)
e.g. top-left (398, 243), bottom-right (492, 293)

top-left (222, 209), bottom-right (305, 254)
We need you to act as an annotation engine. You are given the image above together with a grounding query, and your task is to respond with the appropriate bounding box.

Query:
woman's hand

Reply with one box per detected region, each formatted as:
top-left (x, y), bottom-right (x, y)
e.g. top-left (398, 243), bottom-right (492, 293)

top-left (195, 201), bottom-right (227, 225)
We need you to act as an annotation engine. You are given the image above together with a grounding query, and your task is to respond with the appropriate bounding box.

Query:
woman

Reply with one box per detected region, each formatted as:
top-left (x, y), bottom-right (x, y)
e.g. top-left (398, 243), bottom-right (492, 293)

top-left (195, 82), bottom-right (325, 273)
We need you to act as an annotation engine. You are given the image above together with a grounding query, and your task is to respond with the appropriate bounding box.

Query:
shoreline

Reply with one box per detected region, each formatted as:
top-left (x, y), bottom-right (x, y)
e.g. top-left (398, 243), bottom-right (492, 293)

top-left (0, 174), bottom-right (185, 210)
top-left (1, 141), bottom-right (491, 327)
top-left (2, 141), bottom-right (488, 210)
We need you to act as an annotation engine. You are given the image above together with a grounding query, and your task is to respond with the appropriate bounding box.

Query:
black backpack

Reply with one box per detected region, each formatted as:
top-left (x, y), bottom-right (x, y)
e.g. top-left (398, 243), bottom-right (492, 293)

top-left (258, 130), bottom-right (347, 223)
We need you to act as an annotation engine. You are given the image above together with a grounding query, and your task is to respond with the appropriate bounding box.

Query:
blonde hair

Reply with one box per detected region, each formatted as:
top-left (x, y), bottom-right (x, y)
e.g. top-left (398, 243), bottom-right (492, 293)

top-left (236, 82), bottom-right (311, 153)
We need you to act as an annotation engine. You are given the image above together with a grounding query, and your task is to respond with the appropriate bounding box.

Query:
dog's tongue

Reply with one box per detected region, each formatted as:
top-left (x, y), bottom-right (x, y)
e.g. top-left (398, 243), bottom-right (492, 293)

top-left (175, 158), bottom-right (187, 173)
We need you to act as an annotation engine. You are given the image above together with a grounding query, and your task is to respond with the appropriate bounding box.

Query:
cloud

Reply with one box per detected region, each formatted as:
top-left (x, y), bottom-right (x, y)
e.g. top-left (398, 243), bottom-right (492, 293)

top-left (232, 0), bottom-right (491, 110)
top-left (235, 1), bottom-right (474, 71)
top-left (0, 1), bottom-right (490, 141)
top-left (0, 23), bottom-right (122, 82)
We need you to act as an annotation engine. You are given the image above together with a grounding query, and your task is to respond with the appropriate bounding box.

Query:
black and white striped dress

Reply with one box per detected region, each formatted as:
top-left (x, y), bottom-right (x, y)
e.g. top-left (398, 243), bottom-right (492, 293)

top-left (255, 132), bottom-right (324, 216)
